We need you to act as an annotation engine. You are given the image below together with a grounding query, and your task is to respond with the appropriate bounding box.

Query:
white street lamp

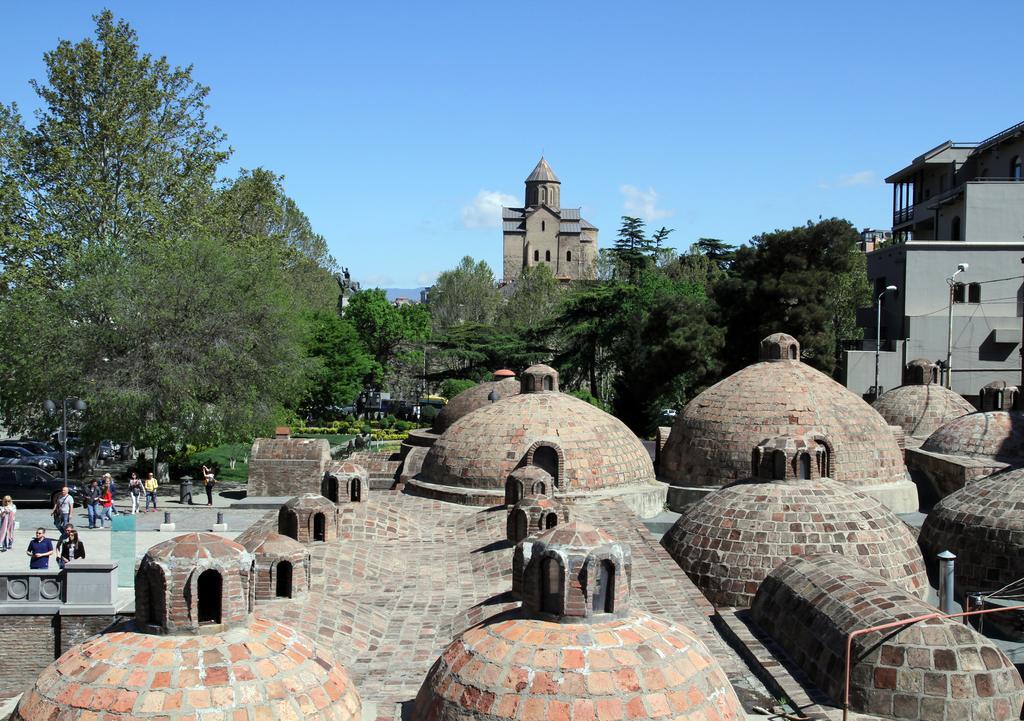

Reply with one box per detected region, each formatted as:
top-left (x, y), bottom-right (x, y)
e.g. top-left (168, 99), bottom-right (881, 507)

top-left (945, 263), bottom-right (969, 389)
top-left (875, 286), bottom-right (898, 398)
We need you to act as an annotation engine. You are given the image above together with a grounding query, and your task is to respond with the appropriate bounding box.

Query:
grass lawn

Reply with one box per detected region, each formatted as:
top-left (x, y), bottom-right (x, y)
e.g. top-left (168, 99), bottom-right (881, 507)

top-left (189, 434), bottom-right (356, 484)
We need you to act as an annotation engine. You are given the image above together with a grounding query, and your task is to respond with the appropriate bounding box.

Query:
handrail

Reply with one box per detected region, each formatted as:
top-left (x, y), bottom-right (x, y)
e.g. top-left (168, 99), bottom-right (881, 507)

top-left (842, 603), bottom-right (1024, 721)
top-left (976, 119), bottom-right (1024, 150)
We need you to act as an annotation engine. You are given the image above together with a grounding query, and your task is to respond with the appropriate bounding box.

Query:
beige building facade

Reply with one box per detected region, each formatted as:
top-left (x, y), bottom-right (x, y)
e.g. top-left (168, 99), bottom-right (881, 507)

top-left (501, 158), bottom-right (598, 282)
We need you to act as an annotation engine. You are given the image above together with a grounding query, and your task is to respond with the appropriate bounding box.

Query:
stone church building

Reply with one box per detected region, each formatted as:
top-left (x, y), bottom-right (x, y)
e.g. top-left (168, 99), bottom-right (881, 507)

top-left (501, 157), bottom-right (599, 281)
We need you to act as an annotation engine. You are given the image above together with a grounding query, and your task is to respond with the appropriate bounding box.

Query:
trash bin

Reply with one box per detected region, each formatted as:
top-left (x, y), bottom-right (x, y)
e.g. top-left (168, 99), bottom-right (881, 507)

top-left (179, 476), bottom-right (193, 505)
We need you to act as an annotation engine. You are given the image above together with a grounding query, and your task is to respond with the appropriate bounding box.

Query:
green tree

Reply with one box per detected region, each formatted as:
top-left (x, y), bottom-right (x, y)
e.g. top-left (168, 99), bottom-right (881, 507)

top-left (427, 256), bottom-right (500, 333)
top-left (0, 10), bottom-right (228, 290)
top-left (212, 168), bottom-right (339, 311)
top-left (345, 289), bottom-right (431, 388)
top-left (717, 218), bottom-right (863, 374)
top-left (300, 311), bottom-right (374, 421)
top-left (693, 238), bottom-right (737, 272)
top-left (497, 262), bottom-right (563, 332)
top-left (430, 322), bottom-right (543, 382)
top-left (438, 378), bottom-right (476, 400)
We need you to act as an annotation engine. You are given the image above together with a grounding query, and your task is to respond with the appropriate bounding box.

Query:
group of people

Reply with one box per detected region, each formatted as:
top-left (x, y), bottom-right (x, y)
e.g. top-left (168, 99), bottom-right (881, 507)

top-left (18, 465), bottom-right (217, 569)
top-left (27, 524), bottom-right (86, 570)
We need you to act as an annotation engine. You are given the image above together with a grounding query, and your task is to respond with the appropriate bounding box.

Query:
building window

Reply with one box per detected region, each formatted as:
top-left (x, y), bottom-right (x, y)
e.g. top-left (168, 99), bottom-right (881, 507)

top-left (545, 250), bottom-right (551, 262)
top-left (534, 250), bottom-right (539, 262)
top-left (541, 220), bottom-right (545, 231)
top-left (1012, 156), bottom-right (1022, 179)
top-left (952, 282), bottom-right (966, 303)
top-left (566, 250), bottom-right (572, 262)
top-left (968, 282), bottom-right (981, 304)
top-left (950, 216), bottom-right (961, 241)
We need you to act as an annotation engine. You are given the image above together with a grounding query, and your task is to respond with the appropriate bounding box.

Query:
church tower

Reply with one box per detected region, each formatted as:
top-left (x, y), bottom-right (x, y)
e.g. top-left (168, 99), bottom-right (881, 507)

top-left (501, 158), bottom-right (598, 283)
top-left (524, 157), bottom-right (560, 209)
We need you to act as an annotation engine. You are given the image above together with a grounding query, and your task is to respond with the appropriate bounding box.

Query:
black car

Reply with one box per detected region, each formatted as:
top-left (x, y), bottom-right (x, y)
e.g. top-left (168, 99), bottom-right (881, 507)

top-left (8, 440), bottom-right (68, 467)
top-left (0, 465), bottom-right (79, 506)
top-left (0, 445), bottom-right (58, 472)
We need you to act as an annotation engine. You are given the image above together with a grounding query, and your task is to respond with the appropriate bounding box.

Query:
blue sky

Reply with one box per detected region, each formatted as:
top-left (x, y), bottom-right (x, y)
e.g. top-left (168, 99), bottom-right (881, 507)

top-left (2, 1), bottom-right (1022, 288)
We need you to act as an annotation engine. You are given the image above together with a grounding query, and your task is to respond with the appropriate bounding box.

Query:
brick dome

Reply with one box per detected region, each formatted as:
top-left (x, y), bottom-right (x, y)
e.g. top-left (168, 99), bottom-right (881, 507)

top-left (241, 532), bottom-right (312, 602)
top-left (279, 494), bottom-right (339, 543)
top-left (433, 376), bottom-right (521, 433)
top-left (13, 617), bottom-right (361, 721)
top-left (920, 410), bottom-right (1024, 460)
top-left (417, 392), bottom-right (655, 498)
top-left (660, 436), bottom-right (928, 607)
top-left (873, 361), bottom-right (974, 439)
top-left (506, 494), bottom-right (569, 544)
top-left (920, 467), bottom-right (1024, 599)
top-left (322, 461), bottom-right (369, 504)
top-left (751, 554), bottom-right (1024, 721)
top-left (144, 531), bottom-right (247, 563)
top-left (413, 522), bottom-right (744, 721)
top-left (660, 333), bottom-right (908, 499)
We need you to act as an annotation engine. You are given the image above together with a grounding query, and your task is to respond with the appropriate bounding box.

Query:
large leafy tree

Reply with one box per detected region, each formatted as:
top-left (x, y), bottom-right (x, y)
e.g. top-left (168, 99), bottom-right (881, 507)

top-left (0, 12), bottom-right (337, 455)
top-left (299, 311), bottom-right (374, 420)
top-left (345, 289), bottom-right (431, 389)
top-left (717, 218), bottom-right (863, 374)
top-left (427, 256), bottom-right (501, 333)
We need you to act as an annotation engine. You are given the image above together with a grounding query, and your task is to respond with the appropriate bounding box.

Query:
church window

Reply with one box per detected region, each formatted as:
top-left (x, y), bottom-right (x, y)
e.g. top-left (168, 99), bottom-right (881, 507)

top-left (541, 220), bottom-right (545, 231)
top-left (567, 250), bottom-right (572, 262)
top-left (534, 250), bottom-right (539, 262)
top-left (545, 250), bottom-right (551, 262)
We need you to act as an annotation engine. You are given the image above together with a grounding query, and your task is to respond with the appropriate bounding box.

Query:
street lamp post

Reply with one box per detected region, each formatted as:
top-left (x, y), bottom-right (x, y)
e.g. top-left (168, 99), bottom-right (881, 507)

top-left (875, 285), bottom-right (898, 399)
top-left (945, 263), bottom-right (968, 389)
top-left (43, 397), bottom-right (87, 485)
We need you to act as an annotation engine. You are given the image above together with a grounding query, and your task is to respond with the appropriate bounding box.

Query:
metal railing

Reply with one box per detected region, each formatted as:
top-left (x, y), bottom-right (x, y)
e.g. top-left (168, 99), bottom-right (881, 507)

top-left (842, 602), bottom-right (1024, 721)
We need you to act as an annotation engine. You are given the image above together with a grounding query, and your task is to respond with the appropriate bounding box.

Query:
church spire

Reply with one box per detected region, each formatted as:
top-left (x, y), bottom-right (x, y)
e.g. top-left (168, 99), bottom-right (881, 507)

top-left (524, 156), bottom-right (561, 208)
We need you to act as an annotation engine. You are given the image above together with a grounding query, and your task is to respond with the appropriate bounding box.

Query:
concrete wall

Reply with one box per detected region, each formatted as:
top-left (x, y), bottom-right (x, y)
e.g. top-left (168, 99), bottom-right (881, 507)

top-left (966, 182), bottom-right (1024, 242)
top-left (858, 242), bottom-right (1024, 397)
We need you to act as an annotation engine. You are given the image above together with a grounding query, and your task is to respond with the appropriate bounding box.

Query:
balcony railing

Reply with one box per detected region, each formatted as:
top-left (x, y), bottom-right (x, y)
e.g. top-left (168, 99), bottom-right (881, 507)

top-left (893, 206), bottom-right (914, 225)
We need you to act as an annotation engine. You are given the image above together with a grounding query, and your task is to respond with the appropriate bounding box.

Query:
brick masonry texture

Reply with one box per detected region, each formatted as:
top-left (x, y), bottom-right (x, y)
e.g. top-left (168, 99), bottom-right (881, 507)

top-left (135, 532), bottom-right (253, 634)
top-left (919, 466), bottom-right (1024, 598)
top-left (279, 494), bottom-right (340, 544)
top-left (13, 617), bottom-right (361, 721)
top-left (238, 531), bottom-right (313, 602)
top-left (660, 475), bottom-right (928, 608)
top-left (873, 384), bottom-right (975, 440)
top-left (248, 492), bottom-right (763, 714)
top-left (750, 554), bottom-right (1024, 721)
top-left (323, 462), bottom-right (370, 504)
top-left (433, 377), bottom-right (521, 433)
top-left (921, 410), bottom-right (1024, 460)
top-left (659, 334), bottom-right (907, 491)
top-left (410, 611), bottom-right (744, 721)
top-left (248, 437), bottom-right (332, 497)
top-left (419, 392), bottom-right (656, 493)
top-left (506, 494), bottom-right (569, 544)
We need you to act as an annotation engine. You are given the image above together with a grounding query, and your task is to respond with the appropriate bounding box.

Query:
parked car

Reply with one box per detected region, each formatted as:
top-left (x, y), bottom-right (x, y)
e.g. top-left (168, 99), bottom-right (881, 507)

top-left (0, 445), bottom-right (57, 471)
top-left (98, 439), bottom-right (117, 461)
top-left (8, 440), bottom-right (70, 467)
top-left (0, 465), bottom-right (79, 506)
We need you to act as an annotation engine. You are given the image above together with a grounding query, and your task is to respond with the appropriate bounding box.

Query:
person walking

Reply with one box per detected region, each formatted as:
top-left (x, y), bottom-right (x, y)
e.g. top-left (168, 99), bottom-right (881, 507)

top-left (27, 528), bottom-right (55, 569)
top-left (85, 479), bottom-right (102, 529)
top-left (0, 495), bottom-right (16, 551)
top-left (144, 472), bottom-right (159, 512)
top-left (128, 472), bottom-right (143, 514)
top-left (99, 482), bottom-right (114, 527)
top-left (202, 465), bottom-right (216, 506)
top-left (52, 487), bottom-right (74, 538)
top-left (57, 526), bottom-right (85, 568)
top-left (102, 473), bottom-right (118, 515)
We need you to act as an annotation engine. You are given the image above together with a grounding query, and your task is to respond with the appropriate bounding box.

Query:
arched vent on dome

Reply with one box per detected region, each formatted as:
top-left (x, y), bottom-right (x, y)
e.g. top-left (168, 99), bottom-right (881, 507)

top-left (904, 358), bottom-right (938, 386)
top-left (279, 508), bottom-right (298, 540)
top-left (322, 473), bottom-right (339, 503)
top-left (197, 569), bottom-right (222, 625)
top-left (276, 561), bottom-right (293, 598)
top-left (350, 477), bottom-right (361, 502)
top-left (312, 513), bottom-right (326, 542)
top-left (754, 435), bottom-right (828, 482)
top-left (759, 333), bottom-right (800, 362)
top-left (980, 381), bottom-right (1019, 411)
top-left (540, 556), bottom-right (563, 614)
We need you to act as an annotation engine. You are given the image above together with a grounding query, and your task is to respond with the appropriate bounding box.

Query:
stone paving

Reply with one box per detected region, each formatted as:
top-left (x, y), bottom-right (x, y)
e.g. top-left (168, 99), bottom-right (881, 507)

top-left (248, 491), bottom-right (774, 719)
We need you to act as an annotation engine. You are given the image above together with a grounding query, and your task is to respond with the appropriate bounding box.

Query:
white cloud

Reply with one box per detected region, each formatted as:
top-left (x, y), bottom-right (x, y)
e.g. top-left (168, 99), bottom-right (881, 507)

top-left (838, 170), bottom-right (877, 187)
top-left (820, 170), bottom-right (878, 190)
top-left (462, 190), bottom-right (518, 229)
top-left (417, 270), bottom-right (439, 286)
top-left (620, 184), bottom-right (674, 220)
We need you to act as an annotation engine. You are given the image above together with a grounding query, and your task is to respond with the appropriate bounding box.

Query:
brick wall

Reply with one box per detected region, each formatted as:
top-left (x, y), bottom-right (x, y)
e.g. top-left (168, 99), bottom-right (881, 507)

top-left (248, 438), bottom-right (330, 497)
top-left (0, 612), bottom-right (122, 696)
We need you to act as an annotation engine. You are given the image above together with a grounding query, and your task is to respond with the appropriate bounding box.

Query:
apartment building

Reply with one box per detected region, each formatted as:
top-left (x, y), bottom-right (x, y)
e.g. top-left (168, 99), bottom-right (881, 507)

top-left (844, 121), bottom-right (1024, 401)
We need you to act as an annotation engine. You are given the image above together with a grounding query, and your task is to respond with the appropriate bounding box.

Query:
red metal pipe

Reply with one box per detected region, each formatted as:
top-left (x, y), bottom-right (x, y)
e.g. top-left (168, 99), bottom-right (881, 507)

top-left (842, 603), bottom-right (1024, 721)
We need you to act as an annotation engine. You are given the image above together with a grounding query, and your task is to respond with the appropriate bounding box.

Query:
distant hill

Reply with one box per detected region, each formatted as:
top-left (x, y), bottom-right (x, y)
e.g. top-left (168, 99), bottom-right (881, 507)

top-left (383, 288), bottom-right (425, 303)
